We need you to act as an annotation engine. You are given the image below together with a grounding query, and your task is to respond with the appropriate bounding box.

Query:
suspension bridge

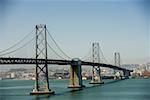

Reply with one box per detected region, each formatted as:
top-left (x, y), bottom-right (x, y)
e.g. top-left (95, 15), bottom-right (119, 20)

top-left (0, 24), bottom-right (132, 95)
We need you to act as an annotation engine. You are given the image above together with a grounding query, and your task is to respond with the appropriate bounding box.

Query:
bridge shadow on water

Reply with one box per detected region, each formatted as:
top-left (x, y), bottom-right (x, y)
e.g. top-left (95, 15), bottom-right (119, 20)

top-left (70, 79), bottom-right (125, 91)
top-left (61, 79), bottom-right (126, 96)
top-left (31, 79), bottom-right (126, 100)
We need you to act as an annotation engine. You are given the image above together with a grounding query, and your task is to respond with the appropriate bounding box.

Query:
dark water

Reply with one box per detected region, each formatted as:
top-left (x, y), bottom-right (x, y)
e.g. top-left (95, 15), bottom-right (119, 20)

top-left (0, 79), bottom-right (150, 100)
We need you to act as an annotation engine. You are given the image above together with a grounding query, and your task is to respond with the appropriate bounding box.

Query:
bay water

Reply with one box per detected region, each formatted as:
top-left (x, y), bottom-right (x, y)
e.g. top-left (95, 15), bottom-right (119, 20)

top-left (0, 79), bottom-right (150, 100)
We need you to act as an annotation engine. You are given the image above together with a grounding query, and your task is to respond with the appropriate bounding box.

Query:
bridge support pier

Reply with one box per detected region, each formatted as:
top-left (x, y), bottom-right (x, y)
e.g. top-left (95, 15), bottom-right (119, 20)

top-left (30, 64), bottom-right (55, 95)
top-left (68, 59), bottom-right (84, 89)
top-left (90, 66), bottom-right (104, 84)
top-left (123, 70), bottom-right (130, 79)
top-left (113, 71), bottom-right (122, 80)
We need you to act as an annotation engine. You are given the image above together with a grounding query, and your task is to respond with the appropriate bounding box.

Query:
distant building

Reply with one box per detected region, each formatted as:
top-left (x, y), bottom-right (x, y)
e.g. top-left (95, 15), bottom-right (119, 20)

top-left (142, 71), bottom-right (150, 78)
top-left (10, 73), bottom-right (15, 78)
top-left (53, 69), bottom-right (69, 79)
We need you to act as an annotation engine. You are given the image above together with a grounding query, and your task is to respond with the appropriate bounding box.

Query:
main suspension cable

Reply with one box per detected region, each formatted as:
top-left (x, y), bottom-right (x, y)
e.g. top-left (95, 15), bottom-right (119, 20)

top-left (0, 29), bottom-right (35, 53)
top-left (0, 35), bottom-right (36, 56)
top-left (81, 46), bottom-right (92, 61)
top-left (46, 29), bottom-right (71, 59)
top-left (99, 46), bottom-right (108, 63)
top-left (47, 42), bottom-right (67, 60)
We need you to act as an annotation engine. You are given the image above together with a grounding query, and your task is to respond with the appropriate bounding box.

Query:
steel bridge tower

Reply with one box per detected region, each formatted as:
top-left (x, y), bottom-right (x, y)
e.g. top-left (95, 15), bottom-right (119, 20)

top-left (114, 52), bottom-right (120, 67)
top-left (114, 52), bottom-right (122, 79)
top-left (30, 24), bottom-right (54, 95)
top-left (90, 43), bottom-right (104, 84)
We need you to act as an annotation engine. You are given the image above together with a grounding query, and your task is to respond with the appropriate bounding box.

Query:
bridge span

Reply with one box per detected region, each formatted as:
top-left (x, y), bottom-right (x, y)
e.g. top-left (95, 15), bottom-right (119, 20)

top-left (0, 57), bottom-right (132, 95)
top-left (0, 57), bottom-right (131, 71)
top-left (0, 24), bottom-right (132, 95)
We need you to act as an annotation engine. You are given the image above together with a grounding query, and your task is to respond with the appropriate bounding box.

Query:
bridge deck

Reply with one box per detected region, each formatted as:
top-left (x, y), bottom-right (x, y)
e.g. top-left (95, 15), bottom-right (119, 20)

top-left (0, 57), bottom-right (132, 72)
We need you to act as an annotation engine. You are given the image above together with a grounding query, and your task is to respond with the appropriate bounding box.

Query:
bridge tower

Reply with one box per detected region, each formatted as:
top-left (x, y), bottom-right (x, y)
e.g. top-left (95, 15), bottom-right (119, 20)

top-left (30, 24), bottom-right (54, 95)
top-left (114, 52), bottom-right (120, 67)
top-left (114, 52), bottom-right (122, 79)
top-left (90, 43), bottom-right (104, 84)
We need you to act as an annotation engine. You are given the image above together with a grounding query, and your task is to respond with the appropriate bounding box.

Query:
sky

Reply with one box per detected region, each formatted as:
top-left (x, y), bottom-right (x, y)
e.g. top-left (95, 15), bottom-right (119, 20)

top-left (0, 0), bottom-right (149, 65)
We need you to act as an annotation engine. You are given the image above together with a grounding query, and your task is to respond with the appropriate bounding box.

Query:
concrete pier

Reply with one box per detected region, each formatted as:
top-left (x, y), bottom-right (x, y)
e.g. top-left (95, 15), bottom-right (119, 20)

top-left (30, 90), bottom-right (54, 95)
top-left (123, 70), bottom-right (130, 79)
top-left (90, 66), bottom-right (104, 84)
top-left (30, 85), bottom-right (54, 95)
top-left (68, 59), bottom-right (84, 89)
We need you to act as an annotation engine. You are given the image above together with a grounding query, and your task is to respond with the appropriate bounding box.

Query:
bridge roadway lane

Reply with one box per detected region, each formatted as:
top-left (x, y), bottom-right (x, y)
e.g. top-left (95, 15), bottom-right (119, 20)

top-left (0, 57), bottom-right (132, 72)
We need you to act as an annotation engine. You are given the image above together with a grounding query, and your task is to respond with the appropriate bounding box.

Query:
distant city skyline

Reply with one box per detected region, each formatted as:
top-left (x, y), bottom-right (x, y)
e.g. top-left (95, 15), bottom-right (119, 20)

top-left (0, 0), bottom-right (149, 64)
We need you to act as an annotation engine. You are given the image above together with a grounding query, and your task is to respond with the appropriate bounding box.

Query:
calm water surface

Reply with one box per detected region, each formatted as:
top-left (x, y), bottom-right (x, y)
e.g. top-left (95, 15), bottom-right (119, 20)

top-left (0, 79), bottom-right (150, 100)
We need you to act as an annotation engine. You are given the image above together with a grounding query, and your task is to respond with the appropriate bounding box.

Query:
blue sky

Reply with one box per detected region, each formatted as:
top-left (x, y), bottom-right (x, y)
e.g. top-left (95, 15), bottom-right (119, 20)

top-left (0, 0), bottom-right (149, 64)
